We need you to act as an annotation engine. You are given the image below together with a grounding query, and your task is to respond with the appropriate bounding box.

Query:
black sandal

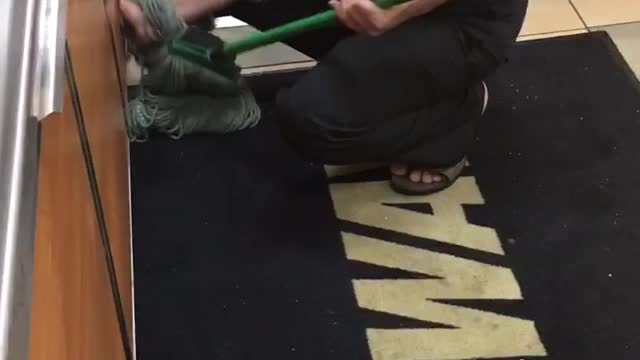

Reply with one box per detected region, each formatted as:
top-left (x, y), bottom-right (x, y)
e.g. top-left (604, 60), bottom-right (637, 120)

top-left (390, 157), bottom-right (467, 196)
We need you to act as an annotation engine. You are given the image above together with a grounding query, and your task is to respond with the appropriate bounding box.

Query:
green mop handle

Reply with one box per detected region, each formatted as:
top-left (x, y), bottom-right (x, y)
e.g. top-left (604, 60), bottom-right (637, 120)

top-left (222, 0), bottom-right (410, 56)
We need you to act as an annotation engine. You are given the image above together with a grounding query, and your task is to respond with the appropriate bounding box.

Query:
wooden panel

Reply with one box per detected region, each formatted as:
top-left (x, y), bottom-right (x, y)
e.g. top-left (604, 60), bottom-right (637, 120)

top-left (66, 0), bottom-right (133, 340)
top-left (103, 0), bottom-right (128, 99)
top-left (29, 81), bottom-right (125, 360)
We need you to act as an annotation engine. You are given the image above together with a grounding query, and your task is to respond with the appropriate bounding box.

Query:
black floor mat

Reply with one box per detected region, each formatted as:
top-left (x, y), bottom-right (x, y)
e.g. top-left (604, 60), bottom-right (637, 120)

top-left (131, 31), bottom-right (640, 360)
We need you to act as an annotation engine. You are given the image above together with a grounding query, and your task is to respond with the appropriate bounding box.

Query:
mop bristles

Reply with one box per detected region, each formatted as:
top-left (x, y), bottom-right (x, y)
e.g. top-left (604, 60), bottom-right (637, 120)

top-left (126, 0), bottom-right (260, 142)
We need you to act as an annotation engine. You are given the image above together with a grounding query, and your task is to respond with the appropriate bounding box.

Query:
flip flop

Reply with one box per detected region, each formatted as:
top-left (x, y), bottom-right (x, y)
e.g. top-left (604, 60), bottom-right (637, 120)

top-left (390, 157), bottom-right (467, 196)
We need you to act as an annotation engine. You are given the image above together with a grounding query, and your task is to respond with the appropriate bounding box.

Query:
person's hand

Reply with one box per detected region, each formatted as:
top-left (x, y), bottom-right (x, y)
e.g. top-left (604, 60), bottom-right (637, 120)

top-left (329, 0), bottom-right (396, 36)
top-left (120, 0), bottom-right (159, 48)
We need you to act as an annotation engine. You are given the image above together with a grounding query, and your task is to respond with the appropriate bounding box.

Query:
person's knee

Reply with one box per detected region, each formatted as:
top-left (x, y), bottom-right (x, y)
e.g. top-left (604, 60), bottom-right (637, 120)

top-left (276, 88), bottom-right (346, 164)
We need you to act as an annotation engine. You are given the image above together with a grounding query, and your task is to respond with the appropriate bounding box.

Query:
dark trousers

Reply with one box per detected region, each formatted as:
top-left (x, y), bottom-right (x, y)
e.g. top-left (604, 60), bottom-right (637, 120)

top-left (226, 0), bottom-right (527, 166)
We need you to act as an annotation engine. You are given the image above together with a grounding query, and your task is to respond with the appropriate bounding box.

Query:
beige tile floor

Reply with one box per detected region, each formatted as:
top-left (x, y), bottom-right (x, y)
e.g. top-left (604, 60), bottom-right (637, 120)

top-left (592, 22), bottom-right (640, 78)
top-left (517, 0), bottom-right (640, 78)
top-left (213, 23), bottom-right (316, 76)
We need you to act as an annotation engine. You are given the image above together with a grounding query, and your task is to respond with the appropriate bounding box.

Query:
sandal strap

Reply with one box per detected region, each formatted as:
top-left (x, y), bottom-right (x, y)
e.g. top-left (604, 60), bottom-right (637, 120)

top-left (431, 157), bottom-right (467, 183)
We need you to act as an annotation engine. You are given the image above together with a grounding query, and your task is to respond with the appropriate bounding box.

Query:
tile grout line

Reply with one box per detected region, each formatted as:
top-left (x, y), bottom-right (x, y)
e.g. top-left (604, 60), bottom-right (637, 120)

top-left (588, 19), bottom-right (640, 30)
top-left (518, 28), bottom-right (587, 39)
top-left (568, 0), bottom-right (591, 32)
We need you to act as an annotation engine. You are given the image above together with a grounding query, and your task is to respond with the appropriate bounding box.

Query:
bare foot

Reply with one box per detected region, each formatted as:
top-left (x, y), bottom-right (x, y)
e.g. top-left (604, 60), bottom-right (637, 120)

top-left (120, 0), bottom-right (158, 48)
top-left (390, 164), bottom-right (443, 184)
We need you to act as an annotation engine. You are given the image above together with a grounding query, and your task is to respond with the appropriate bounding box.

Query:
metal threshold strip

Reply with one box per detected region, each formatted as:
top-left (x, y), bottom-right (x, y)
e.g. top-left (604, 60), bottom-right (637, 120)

top-left (0, 0), bottom-right (66, 358)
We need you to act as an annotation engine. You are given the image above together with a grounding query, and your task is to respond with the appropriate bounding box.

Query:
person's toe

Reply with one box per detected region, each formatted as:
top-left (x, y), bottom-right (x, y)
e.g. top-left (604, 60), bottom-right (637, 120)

top-left (395, 166), bottom-right (445, 184)
top-left (421, 171), bottom-right (434, 184)
top-left (409, 169), bottom-right (422, 183)
top-left (390, 163), bottom-right (408, 176)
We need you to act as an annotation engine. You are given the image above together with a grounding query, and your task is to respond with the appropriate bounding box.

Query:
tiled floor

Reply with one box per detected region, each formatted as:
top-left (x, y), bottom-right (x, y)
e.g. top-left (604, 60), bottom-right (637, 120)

top-left (213, 24), bottom-right (316, 76)
top-left (518, 0), bottom-right (640, 78)
top-left (592, 22), bottom-right (640, 78)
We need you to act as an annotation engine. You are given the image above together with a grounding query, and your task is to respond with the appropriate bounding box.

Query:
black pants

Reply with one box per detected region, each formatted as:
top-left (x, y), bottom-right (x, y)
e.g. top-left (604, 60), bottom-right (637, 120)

top-left (226, 0), bottom-right (527, 166)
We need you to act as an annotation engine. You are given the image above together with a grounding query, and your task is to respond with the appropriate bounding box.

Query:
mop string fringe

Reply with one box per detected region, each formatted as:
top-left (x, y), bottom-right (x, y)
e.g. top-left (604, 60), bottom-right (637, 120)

top-left (126, 0), bottom-right (261, 142)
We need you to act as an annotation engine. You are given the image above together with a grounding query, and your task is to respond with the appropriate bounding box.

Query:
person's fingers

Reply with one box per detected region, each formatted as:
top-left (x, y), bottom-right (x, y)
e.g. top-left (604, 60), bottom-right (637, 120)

top-left (330, 0), bottom-right (355, 31)
top-left (350, 0), bottom-right (384, 34)
top-left (331, 0), bottom-right (388, 36)
top-left (349, 4), bottom-right (376, 32)
top-left (142, 23), bottom-right (160, 44)
top-left (330, 0), bottom-right (366, 33)
top-left (345, 0), bottom-right (380, 33)
top-left (120, 0), bottom-right (157, 47)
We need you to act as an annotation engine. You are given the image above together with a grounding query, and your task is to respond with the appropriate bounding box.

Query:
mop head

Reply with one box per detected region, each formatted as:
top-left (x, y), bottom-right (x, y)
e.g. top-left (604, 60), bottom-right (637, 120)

top-left (126, 0), bottom-right (260, 142)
